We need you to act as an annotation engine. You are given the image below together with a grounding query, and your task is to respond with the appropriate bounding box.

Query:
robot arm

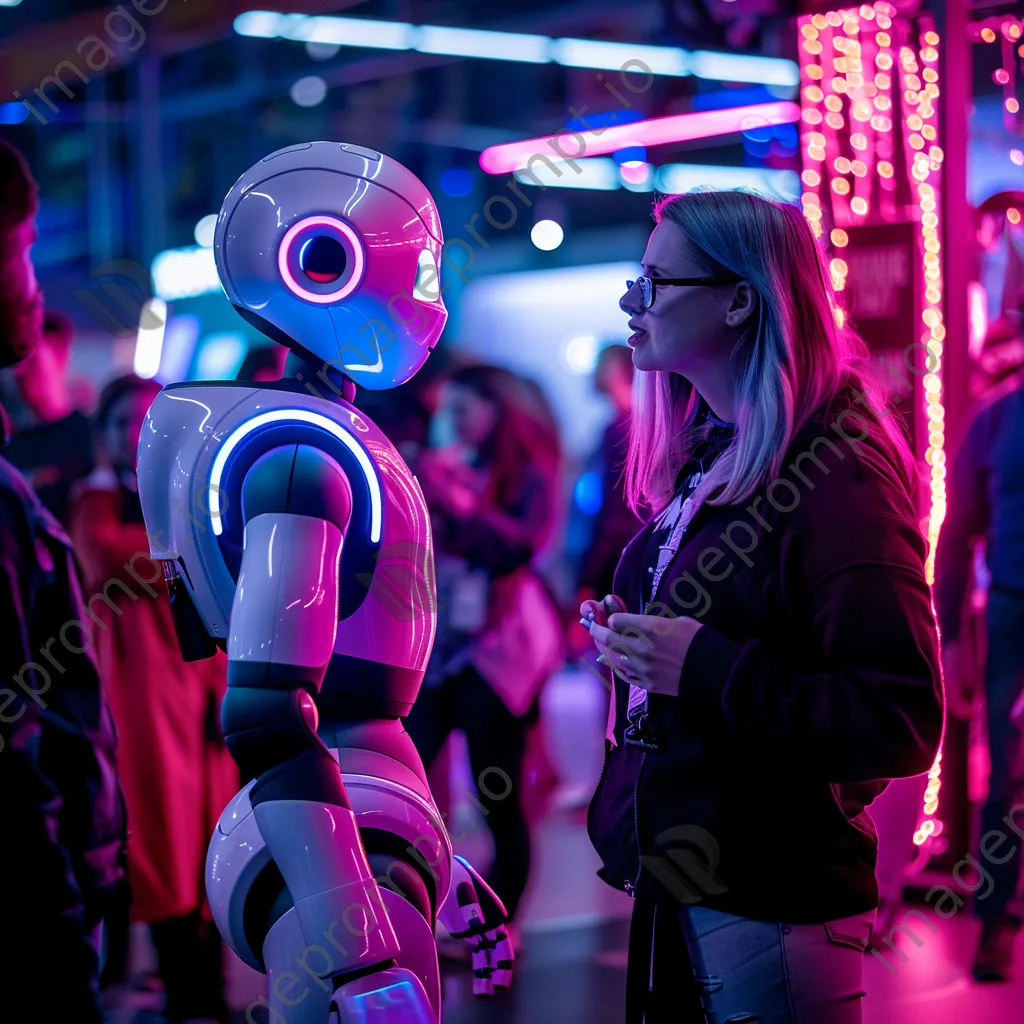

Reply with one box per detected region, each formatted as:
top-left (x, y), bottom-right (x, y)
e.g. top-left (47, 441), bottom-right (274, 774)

top-left (222, 443), bottom-right (401, 973)
top-left (438, 856), bottom-right (514, 996)
top-left (224, 442), bottom-right (351, 799)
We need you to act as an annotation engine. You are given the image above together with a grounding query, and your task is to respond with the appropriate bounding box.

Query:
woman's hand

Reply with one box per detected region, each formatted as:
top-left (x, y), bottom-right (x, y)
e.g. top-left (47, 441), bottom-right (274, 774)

top-left (579, 593), bottom-right (626, 630)
top-left (587, 612), bottom-right (703, 697)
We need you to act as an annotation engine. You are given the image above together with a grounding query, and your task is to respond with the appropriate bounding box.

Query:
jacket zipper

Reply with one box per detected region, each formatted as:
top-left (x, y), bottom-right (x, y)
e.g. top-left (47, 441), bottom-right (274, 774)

top-left (595, 743), bottom-right (610, 793)
top-left (593, 678), bottom-right (617, 796)
top-left (625, 751), bottom-right (647, 896)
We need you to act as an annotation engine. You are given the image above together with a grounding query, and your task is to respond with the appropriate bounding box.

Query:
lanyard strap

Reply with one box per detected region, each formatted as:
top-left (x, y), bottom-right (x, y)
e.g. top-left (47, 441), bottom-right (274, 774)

top-left (628, 488), bottom-right (703, 722)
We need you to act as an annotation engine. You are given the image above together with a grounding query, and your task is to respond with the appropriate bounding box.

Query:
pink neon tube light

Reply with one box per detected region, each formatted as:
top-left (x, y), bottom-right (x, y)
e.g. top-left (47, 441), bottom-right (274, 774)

top-left (478, 101), bottom-right (801, 174)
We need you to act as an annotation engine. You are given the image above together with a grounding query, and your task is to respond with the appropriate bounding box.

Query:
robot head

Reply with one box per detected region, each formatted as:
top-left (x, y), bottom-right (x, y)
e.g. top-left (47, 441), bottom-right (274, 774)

top-left (214, 142), bottom-right (447, 390)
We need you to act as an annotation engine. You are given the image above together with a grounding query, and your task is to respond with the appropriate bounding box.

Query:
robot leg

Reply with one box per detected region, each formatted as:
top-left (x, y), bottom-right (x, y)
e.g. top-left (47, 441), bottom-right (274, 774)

top-left (323, 814), bottom-right (446, 1024)
top-left (259, 899), bottom-right (439, 1024)
top-left (206, 784), bottom-right (442, 1023)
top-left (327, 888), bottom-right (441, 1024)
top-left (259, 896), bottom-right (439, 1024)
top-left (262, 907), bottom-right (332, 1024)
top-left (253, 798), bottom-right (400, 971)
top-left (332, 732), bottom-right (515, 1001)
top-left (340, 764), bottom-right (453, 1018)
top-left (220, 686), bottom-right (402, 980)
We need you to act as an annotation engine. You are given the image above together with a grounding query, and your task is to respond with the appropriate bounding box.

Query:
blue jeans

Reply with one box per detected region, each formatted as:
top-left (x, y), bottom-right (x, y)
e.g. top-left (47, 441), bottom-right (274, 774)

top-left (679, 906), bottom-right (874, 1023)
top-left (629, 902), bottom-right (874, 1023)
top-left (978, 587), bottom-right (1024, 921)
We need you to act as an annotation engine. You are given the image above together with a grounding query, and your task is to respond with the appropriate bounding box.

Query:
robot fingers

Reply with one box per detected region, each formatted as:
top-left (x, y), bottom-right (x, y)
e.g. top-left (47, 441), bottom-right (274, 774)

top-left (469, 925), bottom-right (514, 997)
top-left (488, 927), bottom-right (515, 989)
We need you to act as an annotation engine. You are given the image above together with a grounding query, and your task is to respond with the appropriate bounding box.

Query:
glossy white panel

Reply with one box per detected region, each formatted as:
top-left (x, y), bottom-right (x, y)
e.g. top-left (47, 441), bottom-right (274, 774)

top-left (139, 383), bottom-right (437, 671)
top-left (253, 800), bottom-right (400, 961)
top-left (205, 791), bottom-right (272, 972)
top-left (229, 512), bottom-right (343, 669)
top-left (334, 437), bottom-right (436, 671)
top-left (263, 908), bottom-right (333, 1024)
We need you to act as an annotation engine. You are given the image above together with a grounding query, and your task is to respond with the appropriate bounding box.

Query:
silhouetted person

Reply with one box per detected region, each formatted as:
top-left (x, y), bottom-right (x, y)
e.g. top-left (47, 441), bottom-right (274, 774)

top-left (934, 313), bottom-right (1024, 983)
top-left (6, 308), bottom-right (94, 524)
top-left (70, 375), bottom-right (236, 1023)
top-left (577, 344), bottom-right (643, 605)
top-left (0, 137), bottom-right (127, 1024)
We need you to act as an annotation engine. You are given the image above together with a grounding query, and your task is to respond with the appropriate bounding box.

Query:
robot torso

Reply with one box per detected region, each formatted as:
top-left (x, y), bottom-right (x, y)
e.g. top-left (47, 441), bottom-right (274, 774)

top-left (137, 377), bottom-right (437, 718)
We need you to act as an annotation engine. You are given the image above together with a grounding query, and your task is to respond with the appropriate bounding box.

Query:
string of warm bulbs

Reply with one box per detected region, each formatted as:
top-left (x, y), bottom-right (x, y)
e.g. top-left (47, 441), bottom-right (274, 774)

top-left (797, 3), bottom-right (945, 852)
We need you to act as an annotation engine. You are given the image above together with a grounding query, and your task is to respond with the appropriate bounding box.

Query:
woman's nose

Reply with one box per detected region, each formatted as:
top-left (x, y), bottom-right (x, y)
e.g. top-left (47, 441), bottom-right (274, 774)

top-left (620, 285), bottom-right (642, 315)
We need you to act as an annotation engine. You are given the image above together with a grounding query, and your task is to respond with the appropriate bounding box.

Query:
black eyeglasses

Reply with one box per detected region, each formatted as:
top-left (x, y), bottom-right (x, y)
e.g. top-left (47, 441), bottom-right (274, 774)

top-left (625, 275), bottom-right (741, 310)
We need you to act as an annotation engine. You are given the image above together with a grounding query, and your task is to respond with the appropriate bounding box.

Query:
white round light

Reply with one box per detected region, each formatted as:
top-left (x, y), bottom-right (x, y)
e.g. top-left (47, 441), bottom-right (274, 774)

top-left (194, 214), bottom-right (218, 248)
top-left (290, 75), bottom-right (328, 108)
top-left (531, 219), bottom-right (564, 251)
top-left (562, 334), bottom-right (599, 374)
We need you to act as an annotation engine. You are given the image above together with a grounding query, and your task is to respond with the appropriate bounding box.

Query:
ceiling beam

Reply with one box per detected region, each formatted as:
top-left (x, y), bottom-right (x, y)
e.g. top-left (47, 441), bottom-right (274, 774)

top-left (0, 0), bottom-right (365, 96)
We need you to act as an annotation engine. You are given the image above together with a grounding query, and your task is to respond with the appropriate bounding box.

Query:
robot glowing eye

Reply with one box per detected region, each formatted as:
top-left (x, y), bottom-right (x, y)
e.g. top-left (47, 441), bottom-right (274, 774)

top-left (299, 236), bottom-right (347, 284)
top-left (278, 215), bottom-right (365, 304)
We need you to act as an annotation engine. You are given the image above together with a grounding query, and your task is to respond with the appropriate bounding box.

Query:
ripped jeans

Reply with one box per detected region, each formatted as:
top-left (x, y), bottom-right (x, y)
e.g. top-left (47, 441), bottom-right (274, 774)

top-left (628, 902), bottom-right (875, 1023)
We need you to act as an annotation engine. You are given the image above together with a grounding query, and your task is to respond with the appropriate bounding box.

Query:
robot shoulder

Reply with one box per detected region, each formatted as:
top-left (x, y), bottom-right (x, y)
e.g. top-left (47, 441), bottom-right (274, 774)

top-left (241, 444), bottom-right (353, 529)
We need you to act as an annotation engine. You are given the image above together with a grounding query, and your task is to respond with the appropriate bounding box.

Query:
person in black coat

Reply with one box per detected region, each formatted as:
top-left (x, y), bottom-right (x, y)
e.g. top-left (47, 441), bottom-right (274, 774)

top-left (933, 312), bottom-right (1024, 982)
top-left (582, 190), bottom-right (943, 1023)
top-left (576, 344), bottom-right (643, 604)
top-left (0, 138), bottom-right (127, 1023)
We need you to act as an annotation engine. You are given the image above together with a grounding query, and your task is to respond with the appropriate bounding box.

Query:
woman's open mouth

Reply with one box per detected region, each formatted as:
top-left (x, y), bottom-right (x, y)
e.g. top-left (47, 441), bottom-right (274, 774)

top-left (627, 323), bottom-right (646, 347)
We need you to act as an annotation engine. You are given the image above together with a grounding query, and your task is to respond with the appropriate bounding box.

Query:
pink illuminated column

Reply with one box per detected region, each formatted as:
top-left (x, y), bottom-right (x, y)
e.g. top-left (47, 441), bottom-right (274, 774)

top-left (797, 2), bottom-right (946, 854)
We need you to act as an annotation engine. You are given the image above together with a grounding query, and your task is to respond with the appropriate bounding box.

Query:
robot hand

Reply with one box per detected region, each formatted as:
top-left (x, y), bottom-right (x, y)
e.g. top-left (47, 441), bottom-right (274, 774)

top-left (438, 855), bottom-right (514, 996)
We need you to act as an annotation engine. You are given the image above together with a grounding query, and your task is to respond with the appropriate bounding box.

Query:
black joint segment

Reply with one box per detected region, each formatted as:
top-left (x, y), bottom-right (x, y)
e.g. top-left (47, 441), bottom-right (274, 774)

top-left (222, 682), bottom-right (329, 782)
top-left (362, 840), bottom-right (433, 923)
top-left (330, 959), bottom-right (398, 993)
top-left (228, 659), bottom-right (325, 691)
top-left (241, 444), bottom-right (353, 526)
top-left (250, 748), bottom-right (351, 810)
top-left (233, 304), bottom-right (296, 350)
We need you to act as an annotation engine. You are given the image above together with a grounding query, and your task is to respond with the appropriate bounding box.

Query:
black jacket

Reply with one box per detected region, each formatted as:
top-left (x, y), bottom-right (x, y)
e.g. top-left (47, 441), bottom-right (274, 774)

top-left (587, 400), bottom-right (943, 923)
top-left (0, 451), bottom-right (127, 1022)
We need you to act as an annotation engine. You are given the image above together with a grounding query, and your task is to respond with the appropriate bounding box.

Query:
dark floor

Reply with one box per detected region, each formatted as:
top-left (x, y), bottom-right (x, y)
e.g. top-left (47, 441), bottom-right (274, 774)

top-left (432, 920), bottom-right (631, 1024)
top-left (106, 899), bottom-right (1024, 1024)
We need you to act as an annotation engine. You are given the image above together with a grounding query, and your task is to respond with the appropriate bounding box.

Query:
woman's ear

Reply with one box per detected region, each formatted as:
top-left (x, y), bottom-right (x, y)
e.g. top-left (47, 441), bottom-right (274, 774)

top-left (724, 282), bottom-right (757, 328)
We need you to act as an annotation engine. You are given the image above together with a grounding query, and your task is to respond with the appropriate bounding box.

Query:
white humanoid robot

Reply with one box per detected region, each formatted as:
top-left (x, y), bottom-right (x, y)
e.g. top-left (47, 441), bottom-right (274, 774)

top-left (137, 142), bottom-right (513, 1024)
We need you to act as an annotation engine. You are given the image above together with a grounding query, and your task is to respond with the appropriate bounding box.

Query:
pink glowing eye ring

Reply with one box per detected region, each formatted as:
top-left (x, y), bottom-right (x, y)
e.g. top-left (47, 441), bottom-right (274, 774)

top-left (277, 215), bottom-right (366, 304)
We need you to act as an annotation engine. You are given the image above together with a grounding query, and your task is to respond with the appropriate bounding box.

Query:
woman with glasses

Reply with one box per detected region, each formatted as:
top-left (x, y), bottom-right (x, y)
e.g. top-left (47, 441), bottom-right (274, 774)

top-left (582, 190), bottom-right (943, 1023)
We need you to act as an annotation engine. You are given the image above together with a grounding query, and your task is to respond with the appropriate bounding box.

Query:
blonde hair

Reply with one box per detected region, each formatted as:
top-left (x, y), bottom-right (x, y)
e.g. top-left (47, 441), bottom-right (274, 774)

top-left (625, 190), bottom-right (915, 514)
